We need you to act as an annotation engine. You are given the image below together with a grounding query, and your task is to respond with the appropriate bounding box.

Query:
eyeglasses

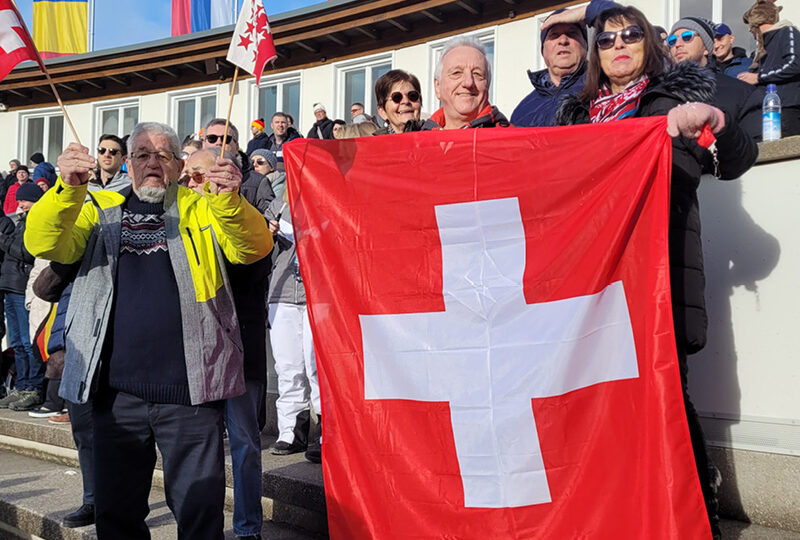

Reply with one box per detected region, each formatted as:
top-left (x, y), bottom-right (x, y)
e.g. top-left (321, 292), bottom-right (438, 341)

top-left (596, 25), bottom-right (645, 50)
top-left (667, 30), bottom-right (696, 47)
top-left (97, 147), bottom-right (120, 156)
top-left (204, 134), bottom-right (236, 144)
top-left (253, 159), bottom-right (266, 166)
top-left (388, 90), bottom-right (421, 104)
top-left (131, 151), bottom-right (176, 165)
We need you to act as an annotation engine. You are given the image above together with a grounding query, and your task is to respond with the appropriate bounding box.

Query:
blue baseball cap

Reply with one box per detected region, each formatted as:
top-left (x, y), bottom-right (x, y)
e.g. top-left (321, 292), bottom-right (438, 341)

top-left (715, 23), bottom-right (733, 37)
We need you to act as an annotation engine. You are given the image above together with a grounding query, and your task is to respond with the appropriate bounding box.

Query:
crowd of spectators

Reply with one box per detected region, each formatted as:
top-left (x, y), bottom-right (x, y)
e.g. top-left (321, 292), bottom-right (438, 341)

top-left (0, 0), bottom-right (791, 538)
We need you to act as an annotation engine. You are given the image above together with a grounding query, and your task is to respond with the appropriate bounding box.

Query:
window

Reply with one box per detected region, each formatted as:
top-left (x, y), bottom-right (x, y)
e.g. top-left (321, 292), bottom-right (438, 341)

top-left (255, 75), bottom-right (301, 133)
top-left (428, 30), bottom-right (496, 110)
top-left (170, 88), bottom-right (218, 142)
top-left (680, 0), bottom-right (713, 21)
top-left (22, 111), bottom-right (64, 165)
top-left (335, 55), bottom-right (392, 121)
top-left (95, 100), bottom-right (139, 140)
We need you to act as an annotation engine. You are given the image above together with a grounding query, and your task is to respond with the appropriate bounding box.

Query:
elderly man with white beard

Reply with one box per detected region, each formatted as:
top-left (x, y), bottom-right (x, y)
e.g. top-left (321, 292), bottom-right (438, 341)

top-left (24, 122), bottom-right (272, 540)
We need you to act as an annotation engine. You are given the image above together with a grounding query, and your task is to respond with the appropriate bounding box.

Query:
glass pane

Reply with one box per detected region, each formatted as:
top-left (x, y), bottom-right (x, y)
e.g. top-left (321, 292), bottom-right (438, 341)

top-left (344, 69), bottom-right (366, 120)
top-left (283, 82), bottom-right (300, 130)
top-left (200, 96), bottom-right (216, 133)
top-left (47, 116), bottom-right (64, 164)
top-left (123, 106), bottom-right (138, 136)
top-left (259, 86), bottom-right (278, 132)
top-left (370, 64), bottom-right (392, 119)
top-left (26, 117), bottom-right (45, 160)
top-left (101, 109), bottom-right (119, 137)
top-left (680, 0), bottom-right (712, 21)
top-left (721, 0), bottom-right (757, 53)
top-left (177, 99), bottom-right (196, 142)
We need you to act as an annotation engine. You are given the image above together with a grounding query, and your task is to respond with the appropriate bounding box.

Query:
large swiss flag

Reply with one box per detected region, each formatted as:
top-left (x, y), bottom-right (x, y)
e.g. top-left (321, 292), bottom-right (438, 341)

top-left (284, 117), bottom-right (711, 539)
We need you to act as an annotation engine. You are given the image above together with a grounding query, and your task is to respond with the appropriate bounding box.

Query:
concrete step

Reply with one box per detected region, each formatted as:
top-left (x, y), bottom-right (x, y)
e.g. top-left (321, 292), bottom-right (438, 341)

top-left (0, 408), bottom-right (327, 535)
top-left (0, 449), bottom-right (322, 540)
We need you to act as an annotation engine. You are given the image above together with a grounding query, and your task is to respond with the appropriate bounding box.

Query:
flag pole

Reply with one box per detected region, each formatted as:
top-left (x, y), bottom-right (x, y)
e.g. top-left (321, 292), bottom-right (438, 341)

top-left (9, 0), bottom-right (82, 146)
top-left (221, 66), bottom-right (240, 154)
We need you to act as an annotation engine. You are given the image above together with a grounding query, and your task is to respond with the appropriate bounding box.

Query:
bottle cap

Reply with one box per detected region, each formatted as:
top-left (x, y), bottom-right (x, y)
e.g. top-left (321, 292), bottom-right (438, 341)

top-left (767, 84), bottom-right (777, 92)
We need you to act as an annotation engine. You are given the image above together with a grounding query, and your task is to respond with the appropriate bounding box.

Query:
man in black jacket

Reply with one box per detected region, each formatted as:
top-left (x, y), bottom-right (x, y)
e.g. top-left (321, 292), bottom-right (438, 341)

top-left (0, 183), bottom-right (43, 411)
top-left (669, 17), bottom-right (762, 140)
top-left (306, 103), bottom-right (335, 139)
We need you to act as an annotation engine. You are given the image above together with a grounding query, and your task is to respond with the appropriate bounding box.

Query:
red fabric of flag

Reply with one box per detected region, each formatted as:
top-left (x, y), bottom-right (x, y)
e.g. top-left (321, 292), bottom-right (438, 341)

top-left (284, 117), bottom-right (711, 539)
top-left (0, 0), bottom-right (45, 82)
top-left (171, 0), bottom-right (192, 37)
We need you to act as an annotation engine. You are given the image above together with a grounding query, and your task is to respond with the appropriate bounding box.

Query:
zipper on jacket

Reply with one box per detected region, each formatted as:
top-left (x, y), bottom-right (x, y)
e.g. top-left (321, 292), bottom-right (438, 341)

top-left (186, 228), bottom-right (201, 266)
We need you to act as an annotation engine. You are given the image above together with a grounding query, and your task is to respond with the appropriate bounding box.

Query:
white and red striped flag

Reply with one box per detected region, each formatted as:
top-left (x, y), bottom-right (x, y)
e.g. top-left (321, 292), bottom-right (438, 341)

top-left (226, 0), bottom-right (277, 84)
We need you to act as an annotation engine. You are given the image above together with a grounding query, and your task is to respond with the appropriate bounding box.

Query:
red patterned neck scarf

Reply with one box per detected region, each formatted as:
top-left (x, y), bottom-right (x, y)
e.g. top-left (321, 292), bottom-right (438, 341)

top-left (590, 76), bottom-right (650, 123)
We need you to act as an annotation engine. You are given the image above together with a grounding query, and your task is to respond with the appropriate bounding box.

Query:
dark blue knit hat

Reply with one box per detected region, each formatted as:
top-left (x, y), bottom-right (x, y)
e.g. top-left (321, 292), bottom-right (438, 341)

top-left (541, 9), bottom-right (588, 49)
top-left (16, 182), bottom-right (43, 203)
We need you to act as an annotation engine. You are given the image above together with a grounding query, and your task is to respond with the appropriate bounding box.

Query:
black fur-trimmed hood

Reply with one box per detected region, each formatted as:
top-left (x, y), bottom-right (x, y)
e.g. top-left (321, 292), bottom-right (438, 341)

top-left (555, 61), bottom-right (716, 126)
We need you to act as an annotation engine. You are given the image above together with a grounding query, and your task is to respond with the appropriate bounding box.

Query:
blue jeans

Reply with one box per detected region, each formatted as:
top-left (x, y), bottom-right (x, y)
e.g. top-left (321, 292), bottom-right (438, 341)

top-left (225, 380), bottom-right (264, 536)
top-left (5, 292), bottom-right (43, 391)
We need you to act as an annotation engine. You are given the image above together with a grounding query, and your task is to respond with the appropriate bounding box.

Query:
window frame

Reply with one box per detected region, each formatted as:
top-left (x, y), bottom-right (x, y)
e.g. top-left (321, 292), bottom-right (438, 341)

top-left (167, 85), bottom-right (220, 143)
top-left (93, 97), bottom-right (141, 143)
top-left (333, 52), bottom-right (394, 122)
top-left (18, 107), bottom-right (65, 166)
top-left (427, 28), bottom-right (497, 112)
top-left (249, 71), bottom-right (302, 135)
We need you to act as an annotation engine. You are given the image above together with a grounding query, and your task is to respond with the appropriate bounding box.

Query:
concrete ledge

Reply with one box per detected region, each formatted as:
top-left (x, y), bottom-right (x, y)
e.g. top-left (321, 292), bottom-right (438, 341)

top-left (756, 135), bottom-right (800, 164)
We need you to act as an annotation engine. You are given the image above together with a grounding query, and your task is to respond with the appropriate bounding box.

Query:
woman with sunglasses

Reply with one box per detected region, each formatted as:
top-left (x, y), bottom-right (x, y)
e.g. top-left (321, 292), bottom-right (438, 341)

top-left (373, 69), bottom-right (424, 135)
top-left (553, 4), bottom-right (757, 539)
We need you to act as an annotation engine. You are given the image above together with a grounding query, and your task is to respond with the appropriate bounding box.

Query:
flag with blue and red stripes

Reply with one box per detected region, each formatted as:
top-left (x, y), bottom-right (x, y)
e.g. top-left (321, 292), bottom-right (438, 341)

top-left (172, 0), bottom-right (234, 36)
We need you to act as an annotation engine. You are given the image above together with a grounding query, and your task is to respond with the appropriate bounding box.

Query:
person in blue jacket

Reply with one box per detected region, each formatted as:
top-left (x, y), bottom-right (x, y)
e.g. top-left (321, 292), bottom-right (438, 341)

top-left (510, 8), bottom-right (588, 127)
top-left (29, 153), bottom-right (56, 186)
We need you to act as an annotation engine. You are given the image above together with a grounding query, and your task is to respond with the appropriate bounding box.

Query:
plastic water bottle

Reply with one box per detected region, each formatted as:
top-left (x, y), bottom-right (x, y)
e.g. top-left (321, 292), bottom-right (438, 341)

top-left (762, 84), bottom-right (781, 142)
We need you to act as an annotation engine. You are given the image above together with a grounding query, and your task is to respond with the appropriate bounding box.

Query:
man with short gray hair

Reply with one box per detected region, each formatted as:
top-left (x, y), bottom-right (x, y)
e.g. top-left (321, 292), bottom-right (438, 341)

top-left (423, 36), bottom-right (509, 129)
top-left (24, 122), bottom-right (272, 539)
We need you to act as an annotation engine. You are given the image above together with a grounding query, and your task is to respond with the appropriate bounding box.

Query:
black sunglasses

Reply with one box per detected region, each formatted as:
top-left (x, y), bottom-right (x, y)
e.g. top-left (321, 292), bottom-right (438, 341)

top-left (97, 147), bottom-right (120, 156)
top-left (389, 90), bottom-right (420, 104)
top-left (596, 25), bottom-right (645, 50)
top-left (205, 134), bottom-right (236, 144)
top-left (667, 30), bottom-right (696, 47)
top-left (253, 158), bottom-right (266, 166)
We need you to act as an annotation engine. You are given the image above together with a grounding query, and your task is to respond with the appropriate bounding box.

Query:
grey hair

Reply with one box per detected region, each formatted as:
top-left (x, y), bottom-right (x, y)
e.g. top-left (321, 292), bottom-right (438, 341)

top-left (433, 35), bottom-right (492, 86)
top-left (204, 118), bottom-right (240, 143)
top-left (202, 145), bottom-right (241, 168)
top-left (127, 122), bottom-right (181, 158)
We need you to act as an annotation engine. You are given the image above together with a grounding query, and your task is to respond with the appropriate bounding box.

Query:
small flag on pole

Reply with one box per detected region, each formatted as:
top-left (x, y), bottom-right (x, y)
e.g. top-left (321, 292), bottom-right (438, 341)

top-left (172, 0), bottom-right (235, 37)
top-left (32, 0), bottom-right (88, 59)
top-left (0, 0), bottom-right (45, 81)
top-left (226, 0), bottom-right (277, 84)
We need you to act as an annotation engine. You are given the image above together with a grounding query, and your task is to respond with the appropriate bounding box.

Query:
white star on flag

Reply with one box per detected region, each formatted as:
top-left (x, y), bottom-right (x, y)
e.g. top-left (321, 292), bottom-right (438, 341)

top-left (226, 0), bottom-right (277, 84)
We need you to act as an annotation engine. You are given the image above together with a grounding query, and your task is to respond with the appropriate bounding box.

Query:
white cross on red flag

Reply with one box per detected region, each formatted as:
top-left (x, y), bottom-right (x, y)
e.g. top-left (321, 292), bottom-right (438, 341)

top-left (0, 0), bottom-right (45, 83)
top-left (226, 0), bottom-right (276, 84)
top-left (283, 118), bottom-right (712, 539)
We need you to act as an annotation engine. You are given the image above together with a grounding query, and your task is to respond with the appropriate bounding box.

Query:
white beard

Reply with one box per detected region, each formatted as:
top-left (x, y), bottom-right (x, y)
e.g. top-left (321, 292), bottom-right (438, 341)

top-left (136, 186), bottom-right (166, 203)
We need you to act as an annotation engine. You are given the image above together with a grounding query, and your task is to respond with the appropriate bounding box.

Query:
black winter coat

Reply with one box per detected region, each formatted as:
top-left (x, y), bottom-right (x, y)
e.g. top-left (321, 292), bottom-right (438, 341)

top-left (245, 132), bottom-right (270, 155)
top-left (556, 62), bottom-right (758, 354)
top-left (0, 214), bottom-right (34, 295)
top-left (240, 170), bottom-right (275, 214)
top-left (306, 117), bottom-right (335, 139)
top-left (709, 60), bottom-right (762, 141)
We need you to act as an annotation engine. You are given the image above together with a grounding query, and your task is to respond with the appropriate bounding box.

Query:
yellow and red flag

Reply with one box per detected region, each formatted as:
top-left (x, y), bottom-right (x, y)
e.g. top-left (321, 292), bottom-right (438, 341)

top-left (33, 0), bottom-right (87, 59)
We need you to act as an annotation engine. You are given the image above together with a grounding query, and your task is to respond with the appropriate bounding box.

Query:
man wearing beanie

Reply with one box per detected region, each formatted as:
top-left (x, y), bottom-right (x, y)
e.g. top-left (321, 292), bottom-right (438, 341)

top-left (307, 103), bottom-right (335, 139)
top-left (0, 182), bottom-right (44, 412)
top-left (29, 152), bottom-right (56, 187)
top-left (245, 118), bottom-right (269, 155)
top-left (511, 8), bottom-right (588, 127)
top-left (669, 16), bottom-right (762, 140)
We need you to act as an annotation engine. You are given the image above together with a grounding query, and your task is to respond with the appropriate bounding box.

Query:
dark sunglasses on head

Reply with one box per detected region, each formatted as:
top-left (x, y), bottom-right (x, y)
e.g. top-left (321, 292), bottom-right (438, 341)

top-left (667, 30), bottom-right (696, 47)
top-left (389, 90), bottom-right (420, 104)
top-left (204, 134), bottom-right (236, 144)
top-left (97, 147), bottom-right (120, 156)
top-left (596, 25), bottom-right (645, 50)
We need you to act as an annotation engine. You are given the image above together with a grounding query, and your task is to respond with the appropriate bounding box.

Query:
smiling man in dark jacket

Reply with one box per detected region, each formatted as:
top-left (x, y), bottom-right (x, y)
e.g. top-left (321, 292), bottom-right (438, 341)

top-left (511, 9), bottom-right (588, 127)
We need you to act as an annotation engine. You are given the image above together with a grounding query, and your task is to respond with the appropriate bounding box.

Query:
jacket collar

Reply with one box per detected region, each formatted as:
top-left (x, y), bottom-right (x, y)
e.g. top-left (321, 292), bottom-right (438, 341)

top-left (527, 61), bottom-right (587, 94)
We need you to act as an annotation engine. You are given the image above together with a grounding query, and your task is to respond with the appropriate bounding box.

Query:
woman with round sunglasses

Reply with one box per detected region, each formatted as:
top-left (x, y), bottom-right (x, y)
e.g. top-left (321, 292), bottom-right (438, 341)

top-left (552, 4), bottom-right (757, 539)
top-left (373, 69), bottom-right (424, 135)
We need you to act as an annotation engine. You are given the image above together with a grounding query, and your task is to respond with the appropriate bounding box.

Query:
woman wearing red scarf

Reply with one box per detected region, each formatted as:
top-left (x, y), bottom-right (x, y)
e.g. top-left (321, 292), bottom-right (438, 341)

top-left (553, 3), bottom-right (757, 539)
